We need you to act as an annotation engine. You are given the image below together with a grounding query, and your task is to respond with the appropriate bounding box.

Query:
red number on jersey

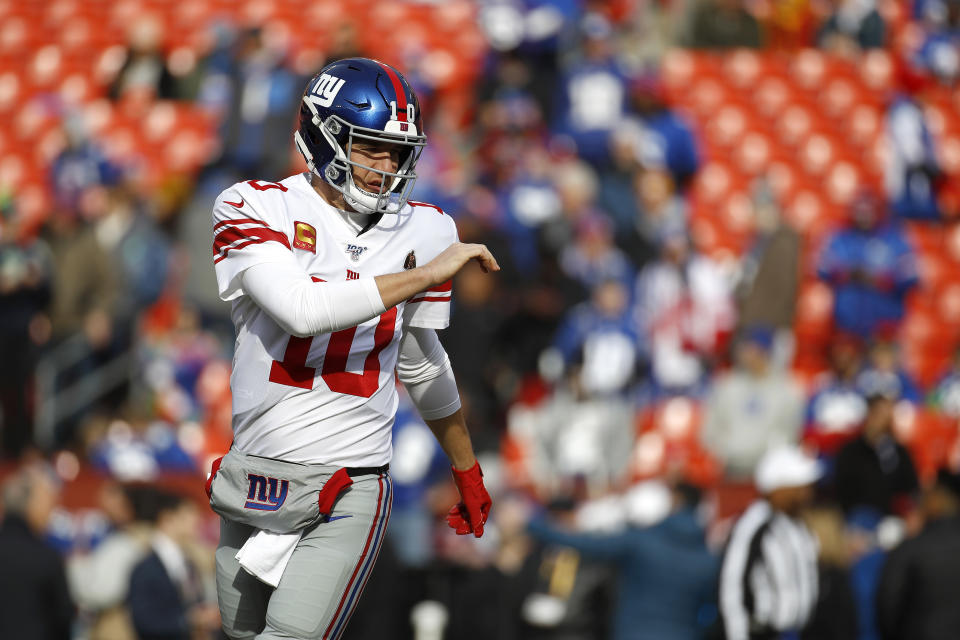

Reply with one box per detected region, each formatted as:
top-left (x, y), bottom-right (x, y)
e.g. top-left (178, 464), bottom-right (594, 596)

top-left (268, 335), bottom-right (316, 390)
top-left (246, 179), bottom-right (288, 192)
top-left (268, 308), bottom-right (398, 397)
top-left (321, 307), bottom-right (397, 397)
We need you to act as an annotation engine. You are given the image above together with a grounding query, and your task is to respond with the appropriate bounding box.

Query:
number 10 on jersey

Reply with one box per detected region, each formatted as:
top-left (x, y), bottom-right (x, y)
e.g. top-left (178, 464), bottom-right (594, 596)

top-left (269, 307), bottom-right (398, 398)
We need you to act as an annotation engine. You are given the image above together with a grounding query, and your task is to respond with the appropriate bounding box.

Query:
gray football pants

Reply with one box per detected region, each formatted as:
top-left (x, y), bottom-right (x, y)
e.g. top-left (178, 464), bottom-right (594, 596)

top-left (216, 473), bottom-right (393, 640)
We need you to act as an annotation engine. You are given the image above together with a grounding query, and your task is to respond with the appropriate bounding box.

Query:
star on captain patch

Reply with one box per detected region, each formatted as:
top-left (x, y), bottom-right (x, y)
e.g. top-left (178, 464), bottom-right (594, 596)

top-left (403, 250), bottom-right (416, 270)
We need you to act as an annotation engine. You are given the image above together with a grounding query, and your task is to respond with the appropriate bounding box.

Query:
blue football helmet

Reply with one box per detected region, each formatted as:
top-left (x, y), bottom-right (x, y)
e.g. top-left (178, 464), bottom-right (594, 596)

top-left (294, 57), bottom-right (426, 215)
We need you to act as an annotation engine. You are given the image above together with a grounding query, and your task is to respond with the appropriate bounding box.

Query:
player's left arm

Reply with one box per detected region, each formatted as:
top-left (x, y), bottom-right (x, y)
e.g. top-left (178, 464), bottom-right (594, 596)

top-left (397, 327), bottom-right (491, 537)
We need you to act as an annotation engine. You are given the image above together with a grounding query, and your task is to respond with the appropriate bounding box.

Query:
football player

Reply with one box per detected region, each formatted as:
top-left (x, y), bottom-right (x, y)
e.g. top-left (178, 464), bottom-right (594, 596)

top-left (209, 58), bottom-right (495, 640)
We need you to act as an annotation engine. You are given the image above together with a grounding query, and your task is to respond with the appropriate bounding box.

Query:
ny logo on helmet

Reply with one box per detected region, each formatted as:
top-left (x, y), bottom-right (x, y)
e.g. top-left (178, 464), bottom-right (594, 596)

top-left (245, 474), bottom-right (289, 511)
top-left (310, 73), bottom-right (346, 108)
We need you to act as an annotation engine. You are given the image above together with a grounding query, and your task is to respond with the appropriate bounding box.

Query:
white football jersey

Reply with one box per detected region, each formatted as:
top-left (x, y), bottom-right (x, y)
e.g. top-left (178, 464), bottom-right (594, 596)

top-left (212, 173), bottom-right (456, 466)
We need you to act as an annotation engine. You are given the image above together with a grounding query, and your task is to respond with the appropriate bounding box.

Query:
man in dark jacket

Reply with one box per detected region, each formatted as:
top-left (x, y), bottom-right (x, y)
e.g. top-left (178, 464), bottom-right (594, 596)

top-left (877, 469), bottom-right (960, 640)
top-left (0, 463), bottom-right (74, 639)
top-left (127, 490), bottom-right (216, 640)
top-left (834, 392), bottom-right (919, 516)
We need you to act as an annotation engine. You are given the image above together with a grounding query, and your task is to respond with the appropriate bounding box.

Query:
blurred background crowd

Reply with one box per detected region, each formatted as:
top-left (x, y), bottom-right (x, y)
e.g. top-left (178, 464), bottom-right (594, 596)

top-left (1, 0), bottom-right (960, 638)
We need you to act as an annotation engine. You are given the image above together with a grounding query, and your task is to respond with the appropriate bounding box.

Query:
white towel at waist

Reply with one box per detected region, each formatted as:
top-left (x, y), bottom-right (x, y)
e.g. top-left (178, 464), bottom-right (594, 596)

top-left (235, 528), bottom-right (303, 587)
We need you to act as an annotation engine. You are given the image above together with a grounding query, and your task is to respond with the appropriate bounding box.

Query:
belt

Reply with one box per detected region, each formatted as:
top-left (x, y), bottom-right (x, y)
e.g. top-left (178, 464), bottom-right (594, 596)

top-left (345, 464), bottom-right (390, 477)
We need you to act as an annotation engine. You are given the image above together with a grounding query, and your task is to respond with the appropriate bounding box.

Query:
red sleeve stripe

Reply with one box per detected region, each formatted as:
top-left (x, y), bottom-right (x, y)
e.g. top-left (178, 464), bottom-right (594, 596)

top-left (212, 225), bottom-right (290, 258)
top-left (213, 238), bottom-right (269, 263)
top-left (213, 217), bottom-right (270, 233)
top-left (426, 280), bottom-right (451, 293)
top-left (213, 224), bottom-right (290, 252)
top-left (408, 294), bottom-right (451, 304)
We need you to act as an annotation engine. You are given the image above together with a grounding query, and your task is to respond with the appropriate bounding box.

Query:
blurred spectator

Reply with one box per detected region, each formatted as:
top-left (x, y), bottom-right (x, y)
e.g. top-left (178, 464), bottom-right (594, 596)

top-left (734, 180), bottom-right (800, 368)
top-left (635, 230), bottom-right (735, 395)
top-left (633, 166), bottom-right (688, 251)
top-left (818, 0), bottom-right (887, 53)
top-left (598, 123), bottom-right (644, 236)
top-left (886, 96), bottom-right (944, 220)
top-left (910, 0), bottom-right (960, 86)
top-left (701, 327), bottom-right (805, 480)
top-left (718, 447), bottom-right (821, 640)
top-left (801, 507), bottom-right (860, 640)
top-left (686, 0), bottom-right (764, 49)
top-left (834, 392), bottom-right (919, 516)
top-left (877, 469), bottom-right (960, 640)
top-left (67, 483), bottom-right (154, 640)
top-left (499, 496), bottom-right (616, 640)
top-left (96, 185), bottom-right (171, 312)
top-left (492, 148), bottom-right (561, 273)
top-left (0, 197), bottom-right (53, 457)
top-left (43, 204), bottom-right (120, 346)
top-left (626, 75), bottom-right (701, 189)
top-left (216, 28), bottom-right (302, 181)
top-left (817, 190), bottom-right (918, 337)
top-left (856, 339), bottom-right (922, 404)
top-left (541, 159), bottom-right (604, 261)
top-left (528, 481), bottom-right (719, 640)
top-left (477, 50), bottom-right (555, 128)
top-left (552, 14), bottom-right (630, 166)
top-left (551, 278), bottom-right (642, 397)
top-left (805, 334), bottom-right (869, 456)
top-left (127, 490), bottom-right (218, 640)
top-left (559, 215), bottom-right (635, 291)
top-left (0, 463), bottom-right (74, 639)
top-left (928, 346), bottom-right (960, 416)
top-left (108, 17), bottom-right (181, 101)
top-left (518, 384), bottom-right (636, 493)
top-left (49, 115), bottom-right (122, 214)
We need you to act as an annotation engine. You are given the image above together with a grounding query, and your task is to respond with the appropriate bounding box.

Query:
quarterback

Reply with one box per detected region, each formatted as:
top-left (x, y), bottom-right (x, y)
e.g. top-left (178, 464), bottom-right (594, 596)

top-left (207, 58), bottom-right (496, 639)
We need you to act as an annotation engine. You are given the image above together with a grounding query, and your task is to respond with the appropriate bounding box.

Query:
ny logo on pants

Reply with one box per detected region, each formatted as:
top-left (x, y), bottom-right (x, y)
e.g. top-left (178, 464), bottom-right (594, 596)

top-left (245, 474), bottom-right (289, 511)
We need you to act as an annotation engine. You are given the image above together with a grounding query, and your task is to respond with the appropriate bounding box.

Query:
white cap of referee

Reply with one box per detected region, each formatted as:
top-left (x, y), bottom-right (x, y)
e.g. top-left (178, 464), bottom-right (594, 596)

top-left (755, 446), bottom-right (824, 495)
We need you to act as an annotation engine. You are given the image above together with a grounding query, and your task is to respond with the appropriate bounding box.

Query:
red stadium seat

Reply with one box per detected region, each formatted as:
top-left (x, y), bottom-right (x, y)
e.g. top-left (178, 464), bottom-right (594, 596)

top-left (777, 105), bottom-right (813, 147)
top-left (939, 135), bottom-right (960, 175)
top-left (707, 104), bottom-right (748, 147)
top-left (799, 134), bottom-right (835, 176)
top-left (792, 50), bottom-right (828, 91)
top-left (848, 104), bottom-right (883, 147)
top-left (0, 71), bottom-right (20, 115)
top-left (754, 76), bottom-right (792, 119)
top-left (894, 407), bottom-right (959, 482)
top-left (723, 49), bottom-right (763, 89)
top-left (689, 78), bottom-right (730, 118)
top-left (734, 131), bottom-right (773, 175)
top-left (825, 161), bottom-right (860, 205)
top-left (820, 77), bottom-right (857, 119)
top-left (860, 50), bottom-right (894, 91)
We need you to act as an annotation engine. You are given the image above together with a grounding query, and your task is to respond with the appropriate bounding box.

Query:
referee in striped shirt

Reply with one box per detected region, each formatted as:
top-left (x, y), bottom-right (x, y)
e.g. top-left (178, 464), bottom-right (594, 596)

top-left (719, 446), bottom-right (823, 640)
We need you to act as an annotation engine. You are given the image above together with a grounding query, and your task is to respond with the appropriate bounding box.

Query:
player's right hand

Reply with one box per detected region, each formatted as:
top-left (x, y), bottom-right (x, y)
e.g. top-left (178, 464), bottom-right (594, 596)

top-left (424, 242), bottom-right (500, 286)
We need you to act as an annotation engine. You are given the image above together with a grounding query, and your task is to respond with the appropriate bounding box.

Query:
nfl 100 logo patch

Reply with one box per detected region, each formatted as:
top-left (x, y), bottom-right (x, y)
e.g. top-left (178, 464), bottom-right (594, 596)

top-left (345, 244), bottom-right (367, 262)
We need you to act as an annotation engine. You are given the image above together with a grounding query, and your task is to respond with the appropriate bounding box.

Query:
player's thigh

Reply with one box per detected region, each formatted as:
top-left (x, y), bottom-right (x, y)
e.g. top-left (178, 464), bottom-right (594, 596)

top-left (216, 516), bottom-right (272, 640)
top-left (260, 474), bottom-right (393, 640)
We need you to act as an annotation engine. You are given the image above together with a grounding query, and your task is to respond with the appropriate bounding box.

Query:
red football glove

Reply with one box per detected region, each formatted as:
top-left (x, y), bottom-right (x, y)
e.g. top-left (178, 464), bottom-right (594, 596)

top-left (446, 461), bottom-right (492, 538)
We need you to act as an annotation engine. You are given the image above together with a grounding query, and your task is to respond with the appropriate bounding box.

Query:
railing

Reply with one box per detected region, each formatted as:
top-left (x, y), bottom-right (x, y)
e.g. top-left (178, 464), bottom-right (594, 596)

top-left (33, 335), bottom-right (134, 449)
